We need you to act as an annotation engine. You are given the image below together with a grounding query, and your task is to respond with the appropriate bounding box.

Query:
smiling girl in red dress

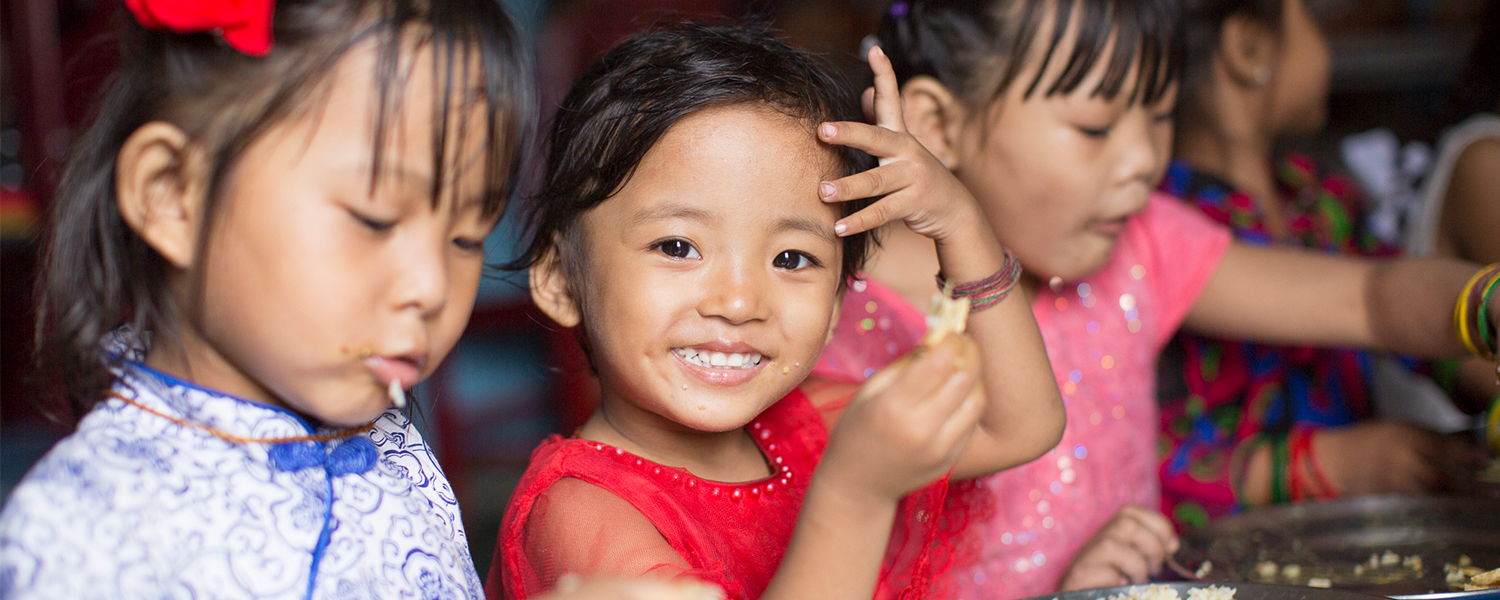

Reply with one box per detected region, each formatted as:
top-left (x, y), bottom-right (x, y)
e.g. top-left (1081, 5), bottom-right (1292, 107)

top-left (489, 25), bottom-right (1064, 600)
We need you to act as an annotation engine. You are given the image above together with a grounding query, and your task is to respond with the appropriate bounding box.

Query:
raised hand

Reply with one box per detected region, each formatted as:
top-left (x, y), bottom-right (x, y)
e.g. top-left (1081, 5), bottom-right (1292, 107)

top-left (816, 45), bottom-right (987, 244)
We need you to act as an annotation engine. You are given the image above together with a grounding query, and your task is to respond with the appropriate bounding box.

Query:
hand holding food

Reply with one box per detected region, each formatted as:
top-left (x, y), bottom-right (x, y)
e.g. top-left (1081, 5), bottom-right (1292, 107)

top-left (821, 286), bottom-right (984, 501)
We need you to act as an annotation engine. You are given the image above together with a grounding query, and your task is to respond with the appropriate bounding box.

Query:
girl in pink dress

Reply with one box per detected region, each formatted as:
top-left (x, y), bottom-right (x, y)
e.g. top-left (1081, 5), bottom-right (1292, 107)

top-left (819, 1), bottom-right (1500, 598)
top-left (489, 25), bottom-right (1065, 600)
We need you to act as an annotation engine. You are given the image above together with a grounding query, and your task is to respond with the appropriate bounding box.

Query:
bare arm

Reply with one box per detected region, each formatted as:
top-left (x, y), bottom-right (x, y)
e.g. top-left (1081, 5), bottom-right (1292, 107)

top-left (817, 45), bottom-right (1064, 481)
top-left (1184, 242), bottom-right (1479, 358)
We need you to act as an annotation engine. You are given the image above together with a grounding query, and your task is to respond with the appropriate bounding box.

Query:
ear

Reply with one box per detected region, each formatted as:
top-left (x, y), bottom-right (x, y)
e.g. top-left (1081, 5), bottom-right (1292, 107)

top-left (530, 246), bottom-right (582, 328)
top-left (115, 122), bottom-right (207, 269)
top-left (1219, 14), bottom-right (1277, 88)
top-left (900, 76), bottom-right (967, 170)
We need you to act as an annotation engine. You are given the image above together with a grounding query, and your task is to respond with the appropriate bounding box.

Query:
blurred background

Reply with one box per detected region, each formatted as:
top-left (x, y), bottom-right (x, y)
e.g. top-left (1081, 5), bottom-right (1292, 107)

top-left (0, 0), bottom-right (1493, 578)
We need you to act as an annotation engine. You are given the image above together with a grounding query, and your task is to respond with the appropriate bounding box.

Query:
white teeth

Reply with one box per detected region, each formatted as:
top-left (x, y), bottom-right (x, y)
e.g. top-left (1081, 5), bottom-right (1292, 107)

top-left (672, 348), bottom-right (764, 370)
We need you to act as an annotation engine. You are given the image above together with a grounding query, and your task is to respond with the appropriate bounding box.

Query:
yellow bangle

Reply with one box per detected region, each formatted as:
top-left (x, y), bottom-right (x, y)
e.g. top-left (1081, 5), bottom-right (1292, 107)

top-left (1455, 266), bottom-right (1498, 359)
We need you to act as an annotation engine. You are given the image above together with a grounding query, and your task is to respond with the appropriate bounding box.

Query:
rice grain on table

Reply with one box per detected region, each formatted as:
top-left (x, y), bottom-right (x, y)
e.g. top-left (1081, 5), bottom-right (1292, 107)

top-left (1101, 584), bottom-right (1237, 600)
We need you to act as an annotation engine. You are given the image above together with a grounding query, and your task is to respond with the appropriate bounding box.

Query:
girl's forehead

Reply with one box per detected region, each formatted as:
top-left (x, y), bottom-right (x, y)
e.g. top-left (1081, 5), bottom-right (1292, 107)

top-left (601, 105), bottom-right (842, 226)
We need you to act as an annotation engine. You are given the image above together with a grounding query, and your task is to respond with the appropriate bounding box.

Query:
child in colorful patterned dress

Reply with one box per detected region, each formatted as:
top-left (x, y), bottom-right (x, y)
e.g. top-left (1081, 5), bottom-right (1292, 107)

top-left (817, 0), bottom-right (1496, 598)
top-left (1, 0), bottom-right (531, 596)
top-left (1159, 0), bottom-right (1488, 528)
top-left (490, 24), bottom-right (1064, 600)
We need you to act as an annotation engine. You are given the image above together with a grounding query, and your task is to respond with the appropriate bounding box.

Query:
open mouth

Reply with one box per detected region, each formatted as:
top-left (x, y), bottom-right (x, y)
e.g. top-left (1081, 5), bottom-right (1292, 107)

top-left (672, 347), bottom-right (764, 370)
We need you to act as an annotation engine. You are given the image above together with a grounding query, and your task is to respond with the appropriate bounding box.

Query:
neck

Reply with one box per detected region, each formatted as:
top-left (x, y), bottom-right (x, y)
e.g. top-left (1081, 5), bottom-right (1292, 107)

top-left (145, 326), bottom-right (285, 410)
top-left (1175, 113), bottom-right (1284, 234)
top-left (579, 392), bottom-right (770, 483)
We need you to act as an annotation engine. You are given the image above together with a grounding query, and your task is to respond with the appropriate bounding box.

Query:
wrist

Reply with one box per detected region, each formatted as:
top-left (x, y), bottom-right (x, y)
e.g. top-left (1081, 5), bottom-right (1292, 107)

top-left (804, 471), bottom-right (901, 519)
top-left (932, 216), bottom-right (1008, 283)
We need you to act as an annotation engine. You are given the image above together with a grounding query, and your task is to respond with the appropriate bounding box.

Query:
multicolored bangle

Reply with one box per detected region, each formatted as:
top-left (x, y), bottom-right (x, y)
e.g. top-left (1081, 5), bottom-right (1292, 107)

top-left (1454, 264), bottom-right (1500, 362)
top-left (1487, 395), bottom-right (1500, 456)
top-left (1289, 427), bottom-right (1339, 501)
top-left (1270, 432), bottom-right (1290, 505)
top-left (934, 249), bottom-right (1022, 312)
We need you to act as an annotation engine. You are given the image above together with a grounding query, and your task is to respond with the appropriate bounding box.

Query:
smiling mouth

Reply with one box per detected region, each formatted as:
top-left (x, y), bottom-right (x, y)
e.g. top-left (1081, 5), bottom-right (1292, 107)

top-left (672, 347), bottom-right (764, 370)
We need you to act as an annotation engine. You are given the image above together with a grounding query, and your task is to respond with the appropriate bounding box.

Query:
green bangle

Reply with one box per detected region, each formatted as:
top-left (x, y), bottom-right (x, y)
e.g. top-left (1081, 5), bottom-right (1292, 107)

top-left (1480, 274), bottom-right (1500, 355)
top-left (1270, 433), bottom-right (1290, 505)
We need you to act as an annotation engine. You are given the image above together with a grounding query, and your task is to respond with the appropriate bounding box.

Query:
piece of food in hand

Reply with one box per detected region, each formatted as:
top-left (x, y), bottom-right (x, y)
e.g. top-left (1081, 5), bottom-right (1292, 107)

top-left (922, 284), bottom-right (971, 347)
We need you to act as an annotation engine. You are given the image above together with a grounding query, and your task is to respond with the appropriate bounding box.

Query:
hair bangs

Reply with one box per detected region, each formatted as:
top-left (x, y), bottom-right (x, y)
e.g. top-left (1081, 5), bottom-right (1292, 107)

top-left (1022, 0), bottom-right (1182, 106)
top-left (368, 0), bottom-right (534, 220)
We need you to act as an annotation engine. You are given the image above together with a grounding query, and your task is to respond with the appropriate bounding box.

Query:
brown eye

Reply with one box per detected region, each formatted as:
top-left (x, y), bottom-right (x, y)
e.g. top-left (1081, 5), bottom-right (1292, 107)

top-left (654, 239), bottom-right (700, 260)
top-left (773, 250), bottom-right (815, 271)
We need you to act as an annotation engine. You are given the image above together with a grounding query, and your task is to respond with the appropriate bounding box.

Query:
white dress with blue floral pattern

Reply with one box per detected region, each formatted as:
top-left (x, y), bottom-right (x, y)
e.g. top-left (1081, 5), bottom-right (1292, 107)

top-left (0, 363), bottom-right (483, 599)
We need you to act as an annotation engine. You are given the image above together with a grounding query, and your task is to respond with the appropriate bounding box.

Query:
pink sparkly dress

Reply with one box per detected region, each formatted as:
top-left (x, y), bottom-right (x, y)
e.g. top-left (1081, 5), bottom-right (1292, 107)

top-left (815, 193), bottom-right (1233, 600)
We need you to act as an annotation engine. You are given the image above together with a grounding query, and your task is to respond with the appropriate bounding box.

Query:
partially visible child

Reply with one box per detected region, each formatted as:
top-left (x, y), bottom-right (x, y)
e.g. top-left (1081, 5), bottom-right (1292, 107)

top-left (1157, 0), bottom-right (1481, 526)
top-left (817, 0), bottom-right (1493, 597)
top-left (490, 25), bottom-right (1064, 600)
top-left (0, 0), bottom-right (530, 596)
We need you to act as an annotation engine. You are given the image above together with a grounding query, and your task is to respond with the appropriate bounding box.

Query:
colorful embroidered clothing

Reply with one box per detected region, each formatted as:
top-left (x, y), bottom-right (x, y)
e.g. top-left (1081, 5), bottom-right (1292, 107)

top-left (1155, 157), bottom-right (1395, 529)
top-left (490, 389), bottom-right (960, 600)
top-left (0, 363), bottom-right (482, 599)
top-left (815, 194), bottom-right (1233, 600)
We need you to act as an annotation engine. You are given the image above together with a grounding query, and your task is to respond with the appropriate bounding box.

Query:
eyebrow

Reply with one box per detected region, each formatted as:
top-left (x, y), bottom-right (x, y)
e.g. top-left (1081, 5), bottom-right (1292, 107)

top-left (776, 216), bottom-right (838, 245)
top-left (631, 202), bottom-right (837, 244)
top-left (630, 204), bottom-right (714, 227)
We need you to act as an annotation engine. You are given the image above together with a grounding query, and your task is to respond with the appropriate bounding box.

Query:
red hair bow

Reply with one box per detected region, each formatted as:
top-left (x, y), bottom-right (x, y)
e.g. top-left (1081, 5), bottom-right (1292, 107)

top-left (125, 0), bottom-right (275, 56)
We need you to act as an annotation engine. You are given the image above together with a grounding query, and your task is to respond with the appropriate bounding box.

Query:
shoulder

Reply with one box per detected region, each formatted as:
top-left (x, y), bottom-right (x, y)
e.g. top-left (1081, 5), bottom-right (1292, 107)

top-left (505, 476), bottom-right (691, 591)
top-left (0, 409), bottom-right (213, 596)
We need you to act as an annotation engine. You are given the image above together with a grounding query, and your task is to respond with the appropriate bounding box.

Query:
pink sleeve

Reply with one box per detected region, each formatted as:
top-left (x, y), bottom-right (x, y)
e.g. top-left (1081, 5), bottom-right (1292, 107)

top-left (1135, 192), bottom-right (1234, 348)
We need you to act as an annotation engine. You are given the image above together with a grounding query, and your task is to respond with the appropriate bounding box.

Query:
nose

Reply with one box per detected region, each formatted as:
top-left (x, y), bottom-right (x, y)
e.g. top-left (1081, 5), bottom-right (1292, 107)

top-left (395, 233), bottom-right (450, 318)
top-left (697, 257), bottom-right (768, 325)
top-left (1113, 109), bottom-right (1168, 187)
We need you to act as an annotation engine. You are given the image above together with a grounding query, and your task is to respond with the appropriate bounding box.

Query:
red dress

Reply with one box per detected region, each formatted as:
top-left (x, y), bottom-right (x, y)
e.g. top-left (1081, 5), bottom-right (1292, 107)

top-left (488, 389), bottom-right (963, 600)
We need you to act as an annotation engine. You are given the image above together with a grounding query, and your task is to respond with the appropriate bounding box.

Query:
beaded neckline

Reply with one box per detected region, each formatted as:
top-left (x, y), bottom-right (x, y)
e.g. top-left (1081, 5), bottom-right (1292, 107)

top-left (577, 418), bottom-right (796, 501)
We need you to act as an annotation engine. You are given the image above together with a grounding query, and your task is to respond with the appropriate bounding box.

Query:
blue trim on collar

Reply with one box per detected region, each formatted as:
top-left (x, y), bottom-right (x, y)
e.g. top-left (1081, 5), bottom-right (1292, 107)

top-left (122, 361), bottom-right (317, 434)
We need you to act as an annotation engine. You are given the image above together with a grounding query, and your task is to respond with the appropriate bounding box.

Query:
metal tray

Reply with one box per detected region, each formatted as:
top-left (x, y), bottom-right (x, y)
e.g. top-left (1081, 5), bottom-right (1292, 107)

top-left (1171, 495), bottom-right (1500, 598)
top-left (1022, 581), bottom-right (1392, 600)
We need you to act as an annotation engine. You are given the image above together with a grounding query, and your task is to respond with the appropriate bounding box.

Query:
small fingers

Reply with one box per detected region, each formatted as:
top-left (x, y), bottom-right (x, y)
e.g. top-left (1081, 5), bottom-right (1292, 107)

top-left (820, 161), bottom-right (916, 203)
top-left (835, 200), bottom-right (899, 237)
top-left (866, 45), bottom-right (906, 133)
top-left (819, 121), bottom-right (910, 157)
top-left (1091, 538), bottom-right (1153, 584)
top-left (1060, 567), bottom-right (1131, 592)
top-left (1119, 505), bottom-right (1181, 554)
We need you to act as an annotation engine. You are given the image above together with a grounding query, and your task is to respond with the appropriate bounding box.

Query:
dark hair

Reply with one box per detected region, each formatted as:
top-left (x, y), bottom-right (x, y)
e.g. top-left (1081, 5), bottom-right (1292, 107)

top-left (1176, 0), bottom-right (1283, 121)
top-left (506, 23), bottom-right (877, 291)
top-left (878, 0), bottom-right (1183, 111)
top-left (35, 0), bottom-right (534, 418)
